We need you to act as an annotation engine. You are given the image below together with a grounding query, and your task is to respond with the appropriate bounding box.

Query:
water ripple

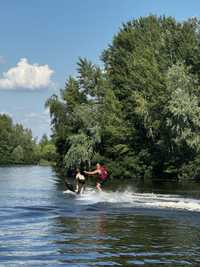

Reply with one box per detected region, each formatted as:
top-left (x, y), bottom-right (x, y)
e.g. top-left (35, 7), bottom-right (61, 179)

top-left (1, 166), bottom-right (200, 266)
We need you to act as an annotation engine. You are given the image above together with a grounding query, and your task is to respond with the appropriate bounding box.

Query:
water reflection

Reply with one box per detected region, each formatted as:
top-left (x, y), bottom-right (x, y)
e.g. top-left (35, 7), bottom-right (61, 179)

top-left (1, 166), bottom-right (200, 266)
top-left (48, 210), bottom-right (200, 266)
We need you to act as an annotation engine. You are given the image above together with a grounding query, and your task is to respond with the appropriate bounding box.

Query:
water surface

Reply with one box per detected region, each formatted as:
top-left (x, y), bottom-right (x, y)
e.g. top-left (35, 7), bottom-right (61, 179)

top-left (0, 166), bottom-right (200, 266)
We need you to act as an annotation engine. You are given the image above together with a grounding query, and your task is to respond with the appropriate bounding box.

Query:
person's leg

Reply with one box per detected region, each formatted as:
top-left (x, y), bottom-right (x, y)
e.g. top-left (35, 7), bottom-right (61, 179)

top-left (96, 182), bottom-right (102, 191)
top-left (76, 181), bottom-right (81, 194)
top-left (78, 181), bottom-right (85, 194)
top-left (82, 182), bottom-right (86, 193)
top-left (80, 183), bottom-right (84, 194)
top-left (75, 182), bottom-right (79, 193)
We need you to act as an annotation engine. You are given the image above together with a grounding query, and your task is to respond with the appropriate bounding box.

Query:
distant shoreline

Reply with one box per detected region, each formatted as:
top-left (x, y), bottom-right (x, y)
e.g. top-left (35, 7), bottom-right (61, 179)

top-left (0, 161), bottom-right (55, 167)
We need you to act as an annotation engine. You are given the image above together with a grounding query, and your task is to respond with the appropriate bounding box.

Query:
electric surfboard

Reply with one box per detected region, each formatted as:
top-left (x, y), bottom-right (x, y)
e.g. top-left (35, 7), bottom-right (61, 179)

top-left (64, 179), bottom-right (85, 195)
top-left (64, 180), bottom-right (76, 192)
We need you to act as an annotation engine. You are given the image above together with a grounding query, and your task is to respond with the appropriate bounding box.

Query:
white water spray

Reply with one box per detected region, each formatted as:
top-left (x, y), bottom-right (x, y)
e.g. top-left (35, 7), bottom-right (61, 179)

top-left (64, 188), bottom-right (200, 212)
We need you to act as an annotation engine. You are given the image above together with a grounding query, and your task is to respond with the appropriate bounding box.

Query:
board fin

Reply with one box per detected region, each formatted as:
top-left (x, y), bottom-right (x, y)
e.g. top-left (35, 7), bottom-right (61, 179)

top-left (64, 180), bottom-right (76, 193)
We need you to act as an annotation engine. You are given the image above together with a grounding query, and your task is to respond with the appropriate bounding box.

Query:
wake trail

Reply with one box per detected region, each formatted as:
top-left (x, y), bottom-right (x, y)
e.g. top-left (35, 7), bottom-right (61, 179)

top-left (72, 188), bottom-right (200, 212)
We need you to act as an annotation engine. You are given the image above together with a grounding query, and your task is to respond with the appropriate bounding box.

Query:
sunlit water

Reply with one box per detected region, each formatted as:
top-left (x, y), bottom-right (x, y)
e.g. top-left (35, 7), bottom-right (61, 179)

top-left (1, 166), bottom-right (200, 266)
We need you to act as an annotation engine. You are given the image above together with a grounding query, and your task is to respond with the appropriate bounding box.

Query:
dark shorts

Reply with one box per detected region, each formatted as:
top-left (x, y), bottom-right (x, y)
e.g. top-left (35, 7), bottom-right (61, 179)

top-left (97, 178), bottom-right (107, 186)
top-left (78, 180), bottom-right (85, 185)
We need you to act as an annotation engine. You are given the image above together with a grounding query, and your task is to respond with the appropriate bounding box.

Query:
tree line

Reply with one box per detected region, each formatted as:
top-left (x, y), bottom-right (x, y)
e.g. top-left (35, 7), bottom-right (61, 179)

top-left (5, 15), bottom-right (200, 181)
top-left (0, 114), bottom-right (56, 165)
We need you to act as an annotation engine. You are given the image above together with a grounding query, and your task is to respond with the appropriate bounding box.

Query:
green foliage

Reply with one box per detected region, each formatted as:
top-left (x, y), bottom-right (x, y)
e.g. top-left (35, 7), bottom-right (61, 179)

top-left (166, 63), bottom-right (200, 151)
top-left (0, 115), bottom-right (56, 165)
top-left (11, 145), bottom-right (24, 163)
top-left (41, 144), bottom-right (56, 161)
top-left (64, 132), bottom-right (95, 168)
top-left (39, 134), bottom-right (57, 163)
top-left (179, 153), bottom-right (200, 180)
top-left (47, 15), bottom-right (200, 181)
top-left (0, 114), bottom-right (38, 164)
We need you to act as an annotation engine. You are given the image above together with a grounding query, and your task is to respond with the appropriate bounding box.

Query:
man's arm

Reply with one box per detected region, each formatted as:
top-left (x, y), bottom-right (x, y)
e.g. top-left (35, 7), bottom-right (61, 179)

top-left (84, 170), bottom-right (99, 175)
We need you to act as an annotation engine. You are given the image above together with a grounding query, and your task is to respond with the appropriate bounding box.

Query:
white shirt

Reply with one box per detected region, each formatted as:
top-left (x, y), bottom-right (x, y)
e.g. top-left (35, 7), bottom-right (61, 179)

top-left (76, 173), bottom-right (85, 181)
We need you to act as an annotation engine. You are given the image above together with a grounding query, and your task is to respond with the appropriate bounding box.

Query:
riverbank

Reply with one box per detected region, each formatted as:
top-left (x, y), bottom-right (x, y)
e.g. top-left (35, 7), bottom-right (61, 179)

top-left (0, 160), bottom-right (55, 167)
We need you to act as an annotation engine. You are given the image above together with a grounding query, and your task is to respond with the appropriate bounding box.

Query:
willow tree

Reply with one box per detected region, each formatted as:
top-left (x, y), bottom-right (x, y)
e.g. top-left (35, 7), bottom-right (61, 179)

top-left (46, 59), bottom-right (105, 170)
top-left (162, 63), bottom-right (200, 178)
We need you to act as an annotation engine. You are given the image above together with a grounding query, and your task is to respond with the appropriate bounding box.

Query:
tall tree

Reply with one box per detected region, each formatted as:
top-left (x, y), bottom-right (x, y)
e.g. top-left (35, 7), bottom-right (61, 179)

top-left (47, 15), bottom-right (200, 181)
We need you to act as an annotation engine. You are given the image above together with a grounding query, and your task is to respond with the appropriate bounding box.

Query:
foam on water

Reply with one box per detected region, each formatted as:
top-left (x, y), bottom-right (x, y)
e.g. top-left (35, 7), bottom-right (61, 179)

top-left (72, 188), bottom-right (200, 212)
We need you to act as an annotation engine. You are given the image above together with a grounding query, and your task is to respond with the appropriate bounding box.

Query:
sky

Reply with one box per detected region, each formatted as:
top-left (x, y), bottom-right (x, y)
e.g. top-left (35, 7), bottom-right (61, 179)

top-left (1, 0), bottom-right (200, 139)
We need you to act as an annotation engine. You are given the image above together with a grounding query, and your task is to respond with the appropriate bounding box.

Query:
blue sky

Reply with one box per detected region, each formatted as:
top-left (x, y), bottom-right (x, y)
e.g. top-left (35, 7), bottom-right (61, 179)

top-left (0, 0), bottom-right (200, 139)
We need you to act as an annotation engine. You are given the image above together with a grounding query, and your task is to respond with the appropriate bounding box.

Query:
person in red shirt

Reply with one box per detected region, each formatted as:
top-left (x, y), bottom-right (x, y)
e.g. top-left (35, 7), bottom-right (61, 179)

top-left (84, 163), bottom-right (108, 192)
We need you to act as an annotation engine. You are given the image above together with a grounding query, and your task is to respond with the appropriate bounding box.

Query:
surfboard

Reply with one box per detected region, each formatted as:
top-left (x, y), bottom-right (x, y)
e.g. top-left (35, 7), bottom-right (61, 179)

top-left (64, 180), bottom-right (76, 193)
top-left (64, 179), bottom-right (86, 195)
top-left (63, 189), bottom-right (77, 196)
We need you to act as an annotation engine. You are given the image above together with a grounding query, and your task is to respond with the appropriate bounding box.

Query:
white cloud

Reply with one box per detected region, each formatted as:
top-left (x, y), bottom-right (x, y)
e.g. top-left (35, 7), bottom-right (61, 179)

top-left (0, 58), bottom-right (54, 90)
top-left (0, 111), bottom-right (13, 117)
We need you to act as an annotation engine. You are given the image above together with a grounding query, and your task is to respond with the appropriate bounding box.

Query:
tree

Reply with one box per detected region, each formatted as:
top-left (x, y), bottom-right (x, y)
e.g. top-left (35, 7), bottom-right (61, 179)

top-left (47, 15), bottom-right (200, 181)
top-left (41, 143), bottom-right (56, 162)
top-left (0, 114), bottom-right (41, 165)
top-left (11, 145), bottom-right (24, 163)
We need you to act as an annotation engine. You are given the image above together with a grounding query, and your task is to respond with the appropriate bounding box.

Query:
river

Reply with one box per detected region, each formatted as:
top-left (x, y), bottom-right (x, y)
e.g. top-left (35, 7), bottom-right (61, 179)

top-left (0, 166), bottom-right (200, 266)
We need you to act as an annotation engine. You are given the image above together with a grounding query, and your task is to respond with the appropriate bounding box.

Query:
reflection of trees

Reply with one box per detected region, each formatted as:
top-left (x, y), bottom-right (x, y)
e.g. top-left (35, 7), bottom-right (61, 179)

top-left (49, 213), bottom-right (200, 266)
top-left (54, 213), bottom-right (109, 244)
top-left (96, 213), bottom-right (107, 236)
top-left (51, 213), bottom-right (110, 265)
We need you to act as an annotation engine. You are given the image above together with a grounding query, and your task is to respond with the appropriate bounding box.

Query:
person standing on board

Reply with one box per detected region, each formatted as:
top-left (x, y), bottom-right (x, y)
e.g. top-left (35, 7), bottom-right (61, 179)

top-left (75, 168), bottom-right (86, 194)
top-left (84, 163), bottom-right (108, 192)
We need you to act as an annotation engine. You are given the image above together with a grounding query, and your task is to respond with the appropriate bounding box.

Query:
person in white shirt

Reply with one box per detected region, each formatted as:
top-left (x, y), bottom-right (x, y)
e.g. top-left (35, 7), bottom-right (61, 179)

top-left (75, 168), bottom-right (86, 194)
